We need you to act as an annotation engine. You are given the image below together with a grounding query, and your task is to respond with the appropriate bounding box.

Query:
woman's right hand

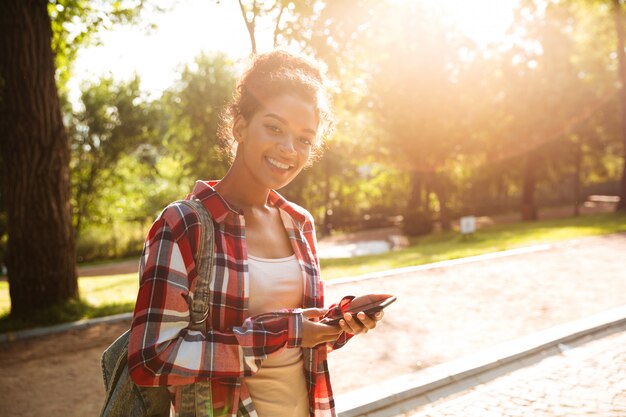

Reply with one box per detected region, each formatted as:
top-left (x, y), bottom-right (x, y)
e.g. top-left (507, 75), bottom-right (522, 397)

top-left (301, 308), bottom-right (343, 348)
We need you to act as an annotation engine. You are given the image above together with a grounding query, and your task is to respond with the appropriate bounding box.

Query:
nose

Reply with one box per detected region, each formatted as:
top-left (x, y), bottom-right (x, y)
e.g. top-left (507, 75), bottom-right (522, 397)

top-left (278, 133), bottom-right (296, 155)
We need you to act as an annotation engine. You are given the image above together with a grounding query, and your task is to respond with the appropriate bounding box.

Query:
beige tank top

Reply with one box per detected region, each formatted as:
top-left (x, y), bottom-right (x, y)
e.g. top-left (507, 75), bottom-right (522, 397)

top-left (244, 254), bottom-right (309, 417)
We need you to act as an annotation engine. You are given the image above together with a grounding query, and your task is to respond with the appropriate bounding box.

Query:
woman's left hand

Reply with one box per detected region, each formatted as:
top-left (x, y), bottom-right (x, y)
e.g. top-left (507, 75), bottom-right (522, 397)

top-left (338, 310), bottom-right (384, 335)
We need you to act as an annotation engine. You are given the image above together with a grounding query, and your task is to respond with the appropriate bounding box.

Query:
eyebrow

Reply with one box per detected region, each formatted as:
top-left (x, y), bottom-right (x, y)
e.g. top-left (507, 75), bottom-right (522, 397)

top-left (263, 113), bottom-right (317, 135)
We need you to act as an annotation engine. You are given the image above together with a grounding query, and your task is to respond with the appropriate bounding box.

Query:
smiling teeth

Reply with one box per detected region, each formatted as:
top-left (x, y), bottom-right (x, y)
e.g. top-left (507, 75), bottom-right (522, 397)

top-left (267, 157), bottom-right (291, 170)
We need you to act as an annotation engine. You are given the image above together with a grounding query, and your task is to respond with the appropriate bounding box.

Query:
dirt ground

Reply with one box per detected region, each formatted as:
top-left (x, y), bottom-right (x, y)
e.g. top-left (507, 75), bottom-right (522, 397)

top-left (1, 233), bottom-right (625, 417)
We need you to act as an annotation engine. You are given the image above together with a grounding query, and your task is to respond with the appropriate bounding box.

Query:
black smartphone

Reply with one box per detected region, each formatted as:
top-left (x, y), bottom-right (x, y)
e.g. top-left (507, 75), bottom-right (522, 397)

top-left (321, 295), bottom-right (397, 326)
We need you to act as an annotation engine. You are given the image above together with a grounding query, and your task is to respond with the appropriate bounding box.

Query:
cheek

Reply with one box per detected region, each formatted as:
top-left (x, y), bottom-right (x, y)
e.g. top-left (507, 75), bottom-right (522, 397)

top-left (298, 148), bottom-right (312, 166)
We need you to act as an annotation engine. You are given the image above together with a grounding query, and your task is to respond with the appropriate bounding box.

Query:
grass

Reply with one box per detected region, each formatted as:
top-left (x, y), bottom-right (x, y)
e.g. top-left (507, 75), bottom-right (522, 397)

top-left (320, 212), bottom-right (626, 279)
top-left (0, 274), bottom-right (138, 333)
top-left (1, 212), bottom-right (624, 333)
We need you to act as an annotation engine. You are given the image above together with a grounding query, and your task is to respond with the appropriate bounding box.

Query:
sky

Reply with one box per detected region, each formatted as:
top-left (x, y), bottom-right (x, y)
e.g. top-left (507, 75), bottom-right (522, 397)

top-left (68, 0), bottom-right (258, 104)
top-left (68, 0), bottom-right (518, 106)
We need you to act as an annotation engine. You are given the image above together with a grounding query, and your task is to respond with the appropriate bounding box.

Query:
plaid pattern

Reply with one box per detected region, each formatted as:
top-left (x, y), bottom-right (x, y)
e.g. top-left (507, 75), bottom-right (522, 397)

top-left (128, 180), bottom-right (351, 417)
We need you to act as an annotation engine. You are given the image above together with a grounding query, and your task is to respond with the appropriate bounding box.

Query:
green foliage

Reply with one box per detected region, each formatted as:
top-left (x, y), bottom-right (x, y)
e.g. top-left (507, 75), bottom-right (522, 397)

top-left (161, 52), bottom-right (237, 182)
top-left (68, 53), bottom-right (239, 262)
top-left (76, 220), bottom-right (147, 263)
top-left (69, 75), bottom-right (164, 237)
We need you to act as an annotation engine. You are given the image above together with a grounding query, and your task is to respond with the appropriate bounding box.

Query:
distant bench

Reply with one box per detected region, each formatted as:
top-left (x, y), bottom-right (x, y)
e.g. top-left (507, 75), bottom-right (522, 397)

top-left (587, 195), bottom-right (620, 204)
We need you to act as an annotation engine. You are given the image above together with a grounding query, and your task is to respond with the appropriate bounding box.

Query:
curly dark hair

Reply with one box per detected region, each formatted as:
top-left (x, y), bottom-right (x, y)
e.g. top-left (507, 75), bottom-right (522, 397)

top-left (219, 50), bottom-right (334, 162)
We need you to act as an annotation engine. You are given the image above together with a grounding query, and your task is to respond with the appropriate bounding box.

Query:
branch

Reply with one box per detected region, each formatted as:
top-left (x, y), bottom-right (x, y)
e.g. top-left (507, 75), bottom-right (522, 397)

top-left (237, 0), bottom-right (257, 54)
top-left (273, 2), bottom-right (286, 48)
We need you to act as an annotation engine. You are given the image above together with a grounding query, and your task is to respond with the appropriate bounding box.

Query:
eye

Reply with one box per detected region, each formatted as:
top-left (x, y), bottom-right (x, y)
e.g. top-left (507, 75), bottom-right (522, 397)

top-left (299, 137), bottom-right (313, 146)
top-left (265, 124), bottom-right (281, 134)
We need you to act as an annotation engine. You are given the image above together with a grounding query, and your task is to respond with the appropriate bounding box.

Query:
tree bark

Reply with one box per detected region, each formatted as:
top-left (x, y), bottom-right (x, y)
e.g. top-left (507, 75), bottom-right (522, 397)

top-left (0, 1), bottom-right (78, 314)
top-left (573, 137), bottom-right (582, 217)
top-left (433, 174), bottom-right (451, 231)
top-left (614, 0), bottom-right (626, 212)
top-left (406, 170), bottom-right (423, 213)
top-left (321, 156), bottom-right (333, 236)
top-left (521, 152), bottom-right (539, 221)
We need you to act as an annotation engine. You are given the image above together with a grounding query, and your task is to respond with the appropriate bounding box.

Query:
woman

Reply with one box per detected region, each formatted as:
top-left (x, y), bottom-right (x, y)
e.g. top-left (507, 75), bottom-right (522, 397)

top-left (128, 50), bottom-right (384, 417)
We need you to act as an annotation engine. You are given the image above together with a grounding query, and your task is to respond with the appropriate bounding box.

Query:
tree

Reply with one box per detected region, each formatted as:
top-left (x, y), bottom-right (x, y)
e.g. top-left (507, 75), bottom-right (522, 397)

top-left (70, 76), bottom-right (163, 237)
top-left (365, 4), bottom-right (475, 231)
top-left (0, 0), bottom-right (151, 315)
top-left (162, 52), bottom-right (237, 183)
top-left (224, 0), bottom-right (317, 54)
top-left (613, 0), bottom-right (626, 211)
top-left (0, 1), bottom-right (78, 314)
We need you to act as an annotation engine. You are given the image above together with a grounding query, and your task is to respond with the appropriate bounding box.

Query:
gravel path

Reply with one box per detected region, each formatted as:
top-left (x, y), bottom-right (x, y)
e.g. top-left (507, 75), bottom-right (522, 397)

top-left (0, 233), bottom-right (625, 417)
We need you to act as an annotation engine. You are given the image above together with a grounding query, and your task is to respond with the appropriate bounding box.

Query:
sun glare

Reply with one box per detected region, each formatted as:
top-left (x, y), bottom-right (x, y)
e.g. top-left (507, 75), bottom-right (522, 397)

top-left (69, 0), bottom-right (252, 107)
top-left (69, 0), bottom-right (520, 106)
top-left (418, 0), bottom-right (519, 47)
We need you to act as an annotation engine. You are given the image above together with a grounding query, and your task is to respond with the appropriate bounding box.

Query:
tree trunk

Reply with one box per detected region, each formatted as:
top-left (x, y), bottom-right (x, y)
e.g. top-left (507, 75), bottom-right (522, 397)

top-left (614, 0), bottom-right (626, 212)
top-left (406, 170), bottom-right (423, 213)
top-left (573, 137), bottom-right (582, 217)
top-left (433, 174), bottom-right (451, 231)
top-left (0, 1), bottom-right (78, 315)
top-left (321, 156), bottom-right (333, 237)
top-left (521, 152), bottom-right (539, 221)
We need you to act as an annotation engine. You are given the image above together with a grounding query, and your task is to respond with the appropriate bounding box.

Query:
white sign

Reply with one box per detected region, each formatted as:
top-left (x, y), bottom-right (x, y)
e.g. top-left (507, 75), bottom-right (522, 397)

top-left (460, 216), bottom-right (476, 234)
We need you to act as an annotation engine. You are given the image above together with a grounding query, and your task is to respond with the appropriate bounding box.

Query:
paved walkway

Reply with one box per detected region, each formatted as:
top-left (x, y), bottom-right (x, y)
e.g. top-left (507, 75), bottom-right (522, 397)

top-left (404, 328), bottom-right (626, 417)
top-left (327, 233), bottom-right (626, 395)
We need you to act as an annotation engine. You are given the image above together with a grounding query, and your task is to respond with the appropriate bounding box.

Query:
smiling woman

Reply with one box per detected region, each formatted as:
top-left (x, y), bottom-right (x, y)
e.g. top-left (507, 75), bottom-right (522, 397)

top-left (126, 50), bottom-right (386, 417)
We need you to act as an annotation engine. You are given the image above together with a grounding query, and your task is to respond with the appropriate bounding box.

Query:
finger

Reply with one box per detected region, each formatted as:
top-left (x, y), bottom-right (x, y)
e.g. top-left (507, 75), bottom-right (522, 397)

top-left (356, 312), bottom-right (377, 330)
top-left (374, 310), bottom-right (384, 321)
top-left (338, 319), bottom-right (353, 334)
top-left (341, 313), bottom-right (363, 334)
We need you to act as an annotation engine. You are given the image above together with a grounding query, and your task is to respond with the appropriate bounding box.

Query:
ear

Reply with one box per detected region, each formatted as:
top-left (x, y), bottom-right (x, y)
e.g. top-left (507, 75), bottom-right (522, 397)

top-left (232, 115), bottom-right (247, 143)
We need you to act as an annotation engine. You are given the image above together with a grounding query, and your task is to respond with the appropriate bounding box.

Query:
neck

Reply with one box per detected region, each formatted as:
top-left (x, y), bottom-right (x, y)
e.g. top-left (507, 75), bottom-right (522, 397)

top-left (215, 166), bottom-right (271, 210)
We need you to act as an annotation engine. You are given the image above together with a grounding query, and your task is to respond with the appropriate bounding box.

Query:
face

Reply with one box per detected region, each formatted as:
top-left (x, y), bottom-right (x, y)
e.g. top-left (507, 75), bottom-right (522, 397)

top-left (232, 94), bottom-right (319, 190)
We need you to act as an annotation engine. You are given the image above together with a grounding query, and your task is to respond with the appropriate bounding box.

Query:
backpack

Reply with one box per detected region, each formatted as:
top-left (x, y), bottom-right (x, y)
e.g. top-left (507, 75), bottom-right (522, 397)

top-left (100, 198), bottom-right (216, 417)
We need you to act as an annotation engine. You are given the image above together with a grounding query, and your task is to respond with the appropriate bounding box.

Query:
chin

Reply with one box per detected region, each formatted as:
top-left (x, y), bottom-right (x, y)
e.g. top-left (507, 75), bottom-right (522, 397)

top-left (269, 178), bottom-right (295, 190)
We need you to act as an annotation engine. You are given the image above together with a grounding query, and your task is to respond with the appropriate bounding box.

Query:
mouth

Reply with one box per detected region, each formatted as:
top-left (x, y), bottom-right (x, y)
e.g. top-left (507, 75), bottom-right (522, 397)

top-left (266, 156), bottom-right (294, 171)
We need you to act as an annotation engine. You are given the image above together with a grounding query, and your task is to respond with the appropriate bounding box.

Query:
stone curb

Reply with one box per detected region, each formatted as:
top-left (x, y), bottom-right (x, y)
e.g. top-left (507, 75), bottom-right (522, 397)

top-left (335, 304), bottom-right (626, 417)
top-left (0, 312), bottom-right (132, 343)
top-left (0, 243), bottom-right (554, 343)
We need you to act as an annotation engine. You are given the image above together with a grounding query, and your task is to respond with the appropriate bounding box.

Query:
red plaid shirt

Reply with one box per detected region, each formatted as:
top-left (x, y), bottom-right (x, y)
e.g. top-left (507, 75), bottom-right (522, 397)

top-left (128, 180), bottom-right (351, 417)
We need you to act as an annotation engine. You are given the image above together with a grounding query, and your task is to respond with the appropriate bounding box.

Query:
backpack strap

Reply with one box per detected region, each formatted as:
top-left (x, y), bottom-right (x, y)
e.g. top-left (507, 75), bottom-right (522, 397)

top-left (100, 198), bottom-right (217, 417)
top-left (173, 198), bottom-right (216, 416)
top-left (178, 198), bottom-right (215, 331)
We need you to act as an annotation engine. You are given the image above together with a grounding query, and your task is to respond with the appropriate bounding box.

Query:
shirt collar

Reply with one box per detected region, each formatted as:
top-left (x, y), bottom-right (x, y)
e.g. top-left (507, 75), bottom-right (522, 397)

top-left (187, 180), bottom-right (307, 227)
top-left (186, 180), bottom-right (239, 224)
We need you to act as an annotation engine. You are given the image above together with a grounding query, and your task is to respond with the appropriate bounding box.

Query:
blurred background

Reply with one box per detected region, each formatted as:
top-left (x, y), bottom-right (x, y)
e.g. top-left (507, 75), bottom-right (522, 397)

top-left (1, 0), bottom-right (625, 321)
top-left (54, 0), bottom-right (625, 259)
